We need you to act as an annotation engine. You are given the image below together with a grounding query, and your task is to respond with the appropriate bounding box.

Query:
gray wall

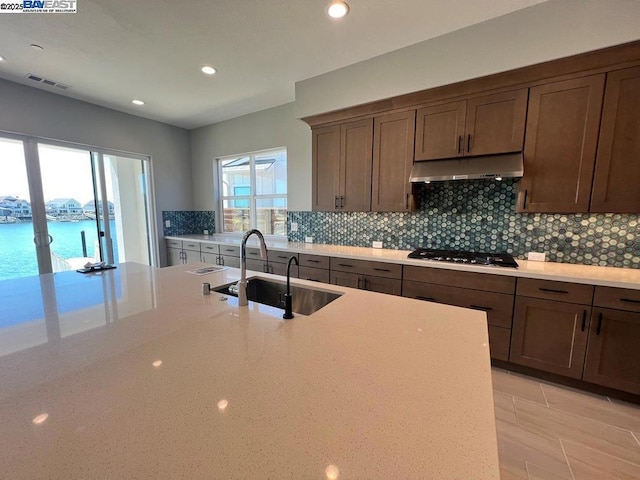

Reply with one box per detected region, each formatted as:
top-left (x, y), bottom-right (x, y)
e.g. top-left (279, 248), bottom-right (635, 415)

top-left (0, 78), bottom-right (191, 266)
top-left (190, 102), bottom-right (311, 215)
top-left (295, 0), bottom-right (640, 118)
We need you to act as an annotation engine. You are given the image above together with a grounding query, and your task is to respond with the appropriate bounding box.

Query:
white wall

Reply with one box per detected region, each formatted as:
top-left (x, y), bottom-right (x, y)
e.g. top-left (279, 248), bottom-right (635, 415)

top-left (0, 78), bottom-right (191, 266)
top-left (295, 0), bottom-right (640, 118)
top-left (190, 102), bottom-right (311, 214)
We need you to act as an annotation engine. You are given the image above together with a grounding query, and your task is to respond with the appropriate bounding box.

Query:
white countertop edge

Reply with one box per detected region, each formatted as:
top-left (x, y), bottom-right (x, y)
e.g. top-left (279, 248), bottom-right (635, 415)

top-left (165, 235), bottom-right (640, 290)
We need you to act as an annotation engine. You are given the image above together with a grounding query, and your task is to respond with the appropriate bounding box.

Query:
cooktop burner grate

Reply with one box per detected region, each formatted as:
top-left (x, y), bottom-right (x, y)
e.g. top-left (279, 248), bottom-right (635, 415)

top-left (407, 248), bottom-right (519, 268)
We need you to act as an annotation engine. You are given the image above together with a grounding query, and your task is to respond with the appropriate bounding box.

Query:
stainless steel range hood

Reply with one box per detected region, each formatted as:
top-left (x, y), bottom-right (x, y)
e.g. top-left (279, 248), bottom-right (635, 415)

top-left (409, 153), bottom-right (524, 183)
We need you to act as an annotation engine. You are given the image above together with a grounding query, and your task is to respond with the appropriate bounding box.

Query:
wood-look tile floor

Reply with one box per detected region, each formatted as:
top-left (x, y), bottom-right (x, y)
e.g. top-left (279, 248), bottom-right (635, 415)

top-left (492, 368), bottom-right (640, 479)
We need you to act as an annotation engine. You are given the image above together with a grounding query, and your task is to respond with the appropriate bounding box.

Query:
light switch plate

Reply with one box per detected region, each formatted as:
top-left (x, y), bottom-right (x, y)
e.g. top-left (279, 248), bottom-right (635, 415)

top-left (165, 220), bottom-right (171, 228)
top-left (203, 230), bottom-right (209, 235)
top-left (305, 236), bottom-right (313, 243)
top-left (372, 241), bottom-right (383, 249)
top-left (291, 222), bottom-right (298, 232)
top-left (527, 252), bottom-right (546, 262)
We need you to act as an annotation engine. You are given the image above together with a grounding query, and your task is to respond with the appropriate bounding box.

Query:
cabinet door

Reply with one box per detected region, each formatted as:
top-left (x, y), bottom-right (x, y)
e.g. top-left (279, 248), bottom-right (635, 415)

top-left (465, 89), bottom-right (528, 156)
top-left (219, 254), bottom-right (240, 268)
top-left (363, 275), bottom-right (402, 296)
top-left (268, 262), bottom-right (297, 277)
top-left (184, 249), bottom-right (201, 264)
top-left (201, 253), bottom-right (218, 265)
top-left (415, 101), bottom-right (466, 160)
top-left (371, 111), bottom-right (416, 212)
top-left (340, 118), bottom-right (373, 211)
top-left (330, 270), bottom-right (361, 289)
top-left (510, 297), bottom-right (591, 378)
top-left (583, 308), bottom-right (640, 395)
top-left (517, 75), bottom-right (604, 213)
top-left (312, 125), bottom-right (341, 211)
top-left (591, 67), bottom-right (640, 213)
top-left (167, 248), bottom-right (183, 266)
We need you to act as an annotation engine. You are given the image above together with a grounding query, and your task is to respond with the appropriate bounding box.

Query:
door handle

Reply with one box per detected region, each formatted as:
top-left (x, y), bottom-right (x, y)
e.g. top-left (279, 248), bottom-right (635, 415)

top-left (340, 196), bottom-right (345, 208)
top-left (522, 189), bottom-right (528, 209)
top-left (335, 196), bottom-right (339, 209)
top-left (581, 310), bottom-right (587, 332)
top-left (405, 193), bottom-right (409, 209)
top-left (457, 135), bottom-right (462, 154)
top-left (621, 298), bottom-right (640, 304)
top-left (467, 134), bottom-right (472, 153)
top-left (596, 312), bottom-right (603, 335)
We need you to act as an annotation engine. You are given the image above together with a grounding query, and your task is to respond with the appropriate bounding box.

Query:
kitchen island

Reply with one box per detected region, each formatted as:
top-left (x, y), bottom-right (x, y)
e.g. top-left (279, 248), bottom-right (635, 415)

top-left (0, 263), bottom-right (499, 479)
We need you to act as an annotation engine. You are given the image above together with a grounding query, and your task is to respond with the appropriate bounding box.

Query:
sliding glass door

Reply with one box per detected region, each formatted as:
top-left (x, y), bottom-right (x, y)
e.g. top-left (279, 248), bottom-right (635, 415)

top-left (0, 134), bottom-right (154, 282)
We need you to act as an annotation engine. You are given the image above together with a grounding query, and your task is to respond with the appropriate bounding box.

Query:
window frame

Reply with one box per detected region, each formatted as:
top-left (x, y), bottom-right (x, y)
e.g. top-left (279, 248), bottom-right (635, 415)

top-left (217, 147), bottom-right (287, 236)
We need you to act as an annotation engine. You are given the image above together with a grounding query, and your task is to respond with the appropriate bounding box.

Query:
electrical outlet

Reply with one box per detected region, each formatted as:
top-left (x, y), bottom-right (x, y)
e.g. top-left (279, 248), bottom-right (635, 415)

top-left (527, 252), bottom-right (546, 262)
top-left (305, 236), bottom-right (313, 243)
top-left (165, 220), bottom-right (171, 228)
top-left (372, 241), bottom-right (383, 249)
top-left (291, 222), bottom-right (298, 232)
top-left (203, 230), bottom-right (209, 235)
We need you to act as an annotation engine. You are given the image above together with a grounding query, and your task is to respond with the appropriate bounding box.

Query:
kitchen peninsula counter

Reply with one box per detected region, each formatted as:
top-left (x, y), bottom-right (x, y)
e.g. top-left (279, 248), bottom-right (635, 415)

top-left (167, 234), bottom-right (640, 290)
top-left (0, 263), bottom-right (499, 479)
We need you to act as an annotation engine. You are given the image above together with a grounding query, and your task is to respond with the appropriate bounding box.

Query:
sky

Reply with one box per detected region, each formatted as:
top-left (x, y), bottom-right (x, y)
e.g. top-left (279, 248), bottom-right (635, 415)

top-left (1, 139), bottom-right (97, 205)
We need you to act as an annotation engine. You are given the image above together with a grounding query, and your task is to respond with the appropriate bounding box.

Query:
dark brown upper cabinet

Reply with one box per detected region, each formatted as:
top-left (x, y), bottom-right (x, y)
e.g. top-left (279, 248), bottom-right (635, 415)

top-left (517, 75), bottom-right (605, 213)
top-left (312, 119), bottom-right (373, 212)
top-left (371, 111), bottom-right (416, 212)
top-left (590, 66), bottom-right (640, 213)
top-left (414, 89), bottom-right (528, 161)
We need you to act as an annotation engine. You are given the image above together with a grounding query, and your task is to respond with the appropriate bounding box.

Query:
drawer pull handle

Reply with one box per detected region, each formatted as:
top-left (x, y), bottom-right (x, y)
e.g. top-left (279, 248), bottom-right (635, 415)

top-left (596, 312), bottom-right (603, 335)
top-left (373, 268), bottom-right (390, 272)
top-left (338, 263), bottom-right (354, 268)
top-left (205, 246), bottom-right (215, 250)
top-left (306, 259), bottom-right (320, 263)
top-left (539, 288), bottom-right (569, 294)
top-left (621, 298), bottom-right (640, 304)
top-left (306, 278), bottom-right (320, 282)
top-left (224, 249), bottom-right (236, 252)
top-left (470, 305), bottom-right (493, 312)
top-left (581, 310), bottom-right (586, 332)
top-left (416, 296), bottom-right (435, 302)
top-left (277, 255), bottom-right (289, 259)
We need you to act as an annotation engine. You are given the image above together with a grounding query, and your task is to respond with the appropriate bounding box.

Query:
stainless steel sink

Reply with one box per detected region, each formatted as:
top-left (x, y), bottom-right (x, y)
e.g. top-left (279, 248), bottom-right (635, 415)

top-left (213, 277), bottom-right (342, 316)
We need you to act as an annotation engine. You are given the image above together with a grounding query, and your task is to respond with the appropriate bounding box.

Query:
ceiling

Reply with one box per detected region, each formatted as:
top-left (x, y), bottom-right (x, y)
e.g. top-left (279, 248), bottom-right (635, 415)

top-left (0, 0), bottom-right (547, 129)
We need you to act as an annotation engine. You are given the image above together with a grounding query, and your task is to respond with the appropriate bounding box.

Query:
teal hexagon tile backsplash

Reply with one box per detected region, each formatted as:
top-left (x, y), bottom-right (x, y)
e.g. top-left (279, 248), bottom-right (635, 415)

top-left (287, 179), bottom-right (638, 269)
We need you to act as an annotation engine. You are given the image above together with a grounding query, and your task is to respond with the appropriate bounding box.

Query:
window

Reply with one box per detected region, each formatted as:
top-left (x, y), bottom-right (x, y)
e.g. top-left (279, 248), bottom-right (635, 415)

top-left (218, 148), bottom-right (287, 235)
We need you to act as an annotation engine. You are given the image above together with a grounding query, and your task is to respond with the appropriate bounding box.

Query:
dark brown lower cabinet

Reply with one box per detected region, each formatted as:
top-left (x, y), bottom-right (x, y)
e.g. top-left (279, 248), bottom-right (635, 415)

top-left (298, 266), bottom-right (330, 283)
top-left (583, 308), bottom-right (640, 395)
top-left (402, 279), bottom-right (514, 360)
top-left (330, 271), bottom-right (401, 295)
top-left (510, 297), bottom-right (591, 379)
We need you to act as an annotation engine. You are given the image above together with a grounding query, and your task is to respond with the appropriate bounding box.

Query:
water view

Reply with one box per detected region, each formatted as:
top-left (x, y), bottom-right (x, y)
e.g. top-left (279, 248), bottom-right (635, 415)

top-left (0, 219), bottom-right (119, 281)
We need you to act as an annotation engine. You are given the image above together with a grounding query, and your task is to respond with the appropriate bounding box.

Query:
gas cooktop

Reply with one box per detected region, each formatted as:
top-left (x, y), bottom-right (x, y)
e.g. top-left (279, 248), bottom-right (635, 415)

top-left (407, 248), bottom-right (519, 268)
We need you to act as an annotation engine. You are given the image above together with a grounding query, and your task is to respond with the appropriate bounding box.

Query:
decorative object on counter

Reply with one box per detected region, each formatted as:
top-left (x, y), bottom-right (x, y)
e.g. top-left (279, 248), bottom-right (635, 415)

top-left (76, 262), bottom-right (116, 274)
top-left (187, 266), bottom-right (228, 275)
top-left (288, 179), bottom-right (638, 268)
top-left (162, 210), bottom-right (215, 236)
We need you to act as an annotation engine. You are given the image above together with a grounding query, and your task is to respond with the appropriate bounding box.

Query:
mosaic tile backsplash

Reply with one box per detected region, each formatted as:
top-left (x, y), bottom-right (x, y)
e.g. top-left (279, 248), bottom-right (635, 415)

top-left (162, 211), bottom-right (215, 236)
top-left (287, 179), bottom-right (639, 269)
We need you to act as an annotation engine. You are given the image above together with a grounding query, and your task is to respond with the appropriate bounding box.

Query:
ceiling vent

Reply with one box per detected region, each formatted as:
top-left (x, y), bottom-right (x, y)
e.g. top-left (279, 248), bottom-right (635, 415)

top-left (26, 73), bottom-right (70, 90)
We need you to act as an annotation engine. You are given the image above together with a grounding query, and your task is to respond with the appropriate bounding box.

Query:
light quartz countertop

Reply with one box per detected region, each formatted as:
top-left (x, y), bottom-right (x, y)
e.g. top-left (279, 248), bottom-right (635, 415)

top-left (166, 234), bottom-right (640, 290)
top-left (0, 262), bottom-right (499, 479)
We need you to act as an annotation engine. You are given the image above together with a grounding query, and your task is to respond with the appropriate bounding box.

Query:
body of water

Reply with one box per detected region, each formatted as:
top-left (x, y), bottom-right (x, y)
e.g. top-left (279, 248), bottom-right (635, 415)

top-left (0, 219), bottom-right (118, 281)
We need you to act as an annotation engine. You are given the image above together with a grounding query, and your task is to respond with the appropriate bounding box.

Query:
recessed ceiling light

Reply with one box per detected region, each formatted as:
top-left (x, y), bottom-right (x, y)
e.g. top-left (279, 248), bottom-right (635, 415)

top-left (132, 99), bottom-right (145, 106)
top-left (0, 56), bottom-right (5, 62)
top-left (327, 0), bottom-right (349, 18)
top-left (201, 65), bottom-right (217, 75)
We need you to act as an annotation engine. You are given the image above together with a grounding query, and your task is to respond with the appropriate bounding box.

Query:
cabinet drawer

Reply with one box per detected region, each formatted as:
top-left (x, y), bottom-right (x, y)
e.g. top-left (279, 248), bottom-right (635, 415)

top-left (166, 239), bottom-right (182, 248)
top-left (403, 281), bottom-right (514, 328)
top-left (364, 276), bottom-right (402, 296)
top-left (270, 251), bottom-right (297, 264)
top-left (183, 241), bottom-right (201, 252)
top-left (488, 326), bottom-right (511, 361)
top-left (331, 257), bottom-right (402, 279)
top-left (517, 278), bottom-right (594, 304)
top-left (299, 254), bottom-right (330, 269)
top-left (220, 245), bottom-right (240, 256)
top-left (201, 243), bottom-right (219, 254)
top-left (299, 266), bottom-right (330, 284)
top-left (246, 247), bottom-right (266, 259)
top-left (594, 286), bottom-right (640, 313)
top-left (269, 262), bottom-right (297, 277)
top-left (403, 265), bottom-right (515, 294)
